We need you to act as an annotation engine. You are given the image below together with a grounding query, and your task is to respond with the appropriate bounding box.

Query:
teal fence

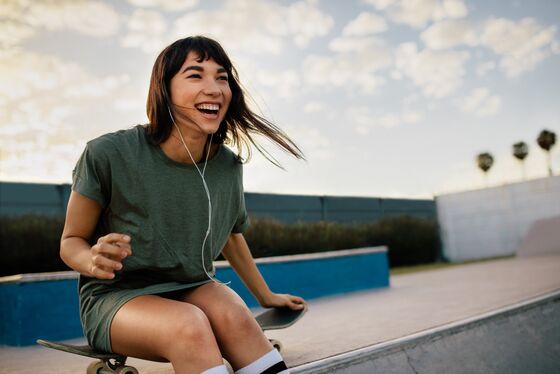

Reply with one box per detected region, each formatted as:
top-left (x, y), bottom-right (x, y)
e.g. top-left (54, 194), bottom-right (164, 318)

top-left (0, 182), bottom-right (435, 223)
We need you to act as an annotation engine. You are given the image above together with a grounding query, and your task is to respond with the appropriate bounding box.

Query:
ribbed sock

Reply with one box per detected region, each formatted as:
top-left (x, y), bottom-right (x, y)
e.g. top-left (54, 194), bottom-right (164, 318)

top-left (234, 349), bottom-right (289, 374)
top-left (201, 364), bottom-right (230, 374)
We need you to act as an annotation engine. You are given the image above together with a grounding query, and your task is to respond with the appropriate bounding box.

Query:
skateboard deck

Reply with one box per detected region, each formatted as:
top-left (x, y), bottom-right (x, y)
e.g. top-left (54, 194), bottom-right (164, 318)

top-left (257, 305), bottom-right (307, 331)
top-left (37, 305), bottom-right (307, 373)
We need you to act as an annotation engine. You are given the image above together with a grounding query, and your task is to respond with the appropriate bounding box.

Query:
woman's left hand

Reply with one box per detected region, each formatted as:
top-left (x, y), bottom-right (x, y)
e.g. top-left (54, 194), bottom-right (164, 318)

top-left (261, 293), bottom-right (306, 310)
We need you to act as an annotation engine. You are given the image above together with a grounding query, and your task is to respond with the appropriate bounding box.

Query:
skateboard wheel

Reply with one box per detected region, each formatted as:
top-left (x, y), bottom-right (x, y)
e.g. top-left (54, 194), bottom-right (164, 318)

top-left (86, 360), bottom-right (105, 374)
top-left (114, 366), bottom-right (139, 374)
top-left (269, 339), bottom-right (283, 352)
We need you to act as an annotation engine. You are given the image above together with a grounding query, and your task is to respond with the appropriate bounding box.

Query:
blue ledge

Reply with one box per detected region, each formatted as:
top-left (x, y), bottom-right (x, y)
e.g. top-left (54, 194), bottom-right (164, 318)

top-left (0, 247), bottom-right (389, 346)
top-left (0, 272), bottom-right (82, 346)
top-left (215, 247), bottom-right (390, 308)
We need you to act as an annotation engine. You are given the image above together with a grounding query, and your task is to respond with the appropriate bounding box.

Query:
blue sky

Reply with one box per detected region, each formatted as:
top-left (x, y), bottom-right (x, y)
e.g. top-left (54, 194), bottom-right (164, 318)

top-left (1, 0), bottom-right (559, 198)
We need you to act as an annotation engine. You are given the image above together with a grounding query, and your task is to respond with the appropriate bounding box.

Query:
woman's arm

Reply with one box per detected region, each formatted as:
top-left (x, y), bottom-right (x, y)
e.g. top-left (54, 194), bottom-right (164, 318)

top-left (221, 233), bottom-right (305, 310)
top-left (60, 191), bottom-right (131, 279)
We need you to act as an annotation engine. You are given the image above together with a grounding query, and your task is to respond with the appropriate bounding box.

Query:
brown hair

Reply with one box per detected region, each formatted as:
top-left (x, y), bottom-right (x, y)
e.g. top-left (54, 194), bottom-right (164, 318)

top-left (146, 35), bottom-right (304, 166)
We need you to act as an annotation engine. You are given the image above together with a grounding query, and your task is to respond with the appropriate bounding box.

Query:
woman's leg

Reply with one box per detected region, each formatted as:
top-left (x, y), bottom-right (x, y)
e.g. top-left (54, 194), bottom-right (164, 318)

top-left (110, 294), bottom-right (225, 373)
top-left (179, 282), bottom-right (281, 371)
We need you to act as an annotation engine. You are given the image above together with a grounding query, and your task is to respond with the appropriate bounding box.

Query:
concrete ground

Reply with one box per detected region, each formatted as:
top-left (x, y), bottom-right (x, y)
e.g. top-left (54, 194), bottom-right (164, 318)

top-left (1, 255), bottom-right (559, 374)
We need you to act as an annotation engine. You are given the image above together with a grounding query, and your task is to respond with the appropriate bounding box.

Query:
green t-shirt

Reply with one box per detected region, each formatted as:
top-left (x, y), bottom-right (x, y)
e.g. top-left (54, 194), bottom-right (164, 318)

top-left (72, 124), bottom-right (249, 351)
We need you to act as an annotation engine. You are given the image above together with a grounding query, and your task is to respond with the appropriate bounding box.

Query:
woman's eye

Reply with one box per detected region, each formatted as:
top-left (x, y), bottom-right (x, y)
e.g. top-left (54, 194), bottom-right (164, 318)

top-left (218, 76), bottom-right (229, 81)
top-left (187, 74), bottom-right (201, 79)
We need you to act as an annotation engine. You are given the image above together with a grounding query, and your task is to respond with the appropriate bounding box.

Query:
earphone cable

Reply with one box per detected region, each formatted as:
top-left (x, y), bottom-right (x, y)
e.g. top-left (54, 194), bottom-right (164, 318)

top-left (168, 106), bottom-right (230, 286)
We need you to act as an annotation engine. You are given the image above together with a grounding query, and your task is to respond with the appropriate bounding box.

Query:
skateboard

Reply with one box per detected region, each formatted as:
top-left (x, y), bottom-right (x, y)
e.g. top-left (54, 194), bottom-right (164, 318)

top-left (256, 304), bottom-right (307, 351)
top-left (37, 305), bottom-right (307, 374)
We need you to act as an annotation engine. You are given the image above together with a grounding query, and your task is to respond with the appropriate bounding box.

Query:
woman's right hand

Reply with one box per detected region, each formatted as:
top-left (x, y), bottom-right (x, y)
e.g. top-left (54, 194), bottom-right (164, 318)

top-left (89, 233), bottom-right (132, 279)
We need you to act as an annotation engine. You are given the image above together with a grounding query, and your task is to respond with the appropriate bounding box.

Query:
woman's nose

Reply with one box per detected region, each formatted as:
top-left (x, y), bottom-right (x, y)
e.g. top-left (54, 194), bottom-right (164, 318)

top-left (202, 80), bottom-right (221, 96)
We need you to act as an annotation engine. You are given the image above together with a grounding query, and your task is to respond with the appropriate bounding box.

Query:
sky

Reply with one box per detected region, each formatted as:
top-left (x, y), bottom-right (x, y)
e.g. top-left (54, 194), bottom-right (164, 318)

top-left (1, 0), bottom-right (559, 199)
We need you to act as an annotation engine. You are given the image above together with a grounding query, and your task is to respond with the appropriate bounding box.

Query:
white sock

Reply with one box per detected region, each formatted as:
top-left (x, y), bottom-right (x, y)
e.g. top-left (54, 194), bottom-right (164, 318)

top-left (234, 349), bottom-right (289, 374)
top-left (201, 364), bottom-right (230, 374)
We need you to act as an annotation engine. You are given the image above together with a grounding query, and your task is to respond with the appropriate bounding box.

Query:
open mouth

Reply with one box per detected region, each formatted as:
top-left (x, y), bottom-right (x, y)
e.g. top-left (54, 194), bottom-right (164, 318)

top-left (195, 103), bottom-right (220, 116)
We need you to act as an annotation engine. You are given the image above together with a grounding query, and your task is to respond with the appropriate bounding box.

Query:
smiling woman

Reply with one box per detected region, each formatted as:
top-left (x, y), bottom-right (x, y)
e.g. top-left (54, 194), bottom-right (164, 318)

top-left (59, 36), bottom-right (306, 374)
top-left (146, 36), bottom-right (304, 166)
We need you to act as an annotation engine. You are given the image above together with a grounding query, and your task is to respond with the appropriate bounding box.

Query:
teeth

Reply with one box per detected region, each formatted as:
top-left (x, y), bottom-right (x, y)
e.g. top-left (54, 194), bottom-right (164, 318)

top-left (196, 103), bottom-right (219, 111)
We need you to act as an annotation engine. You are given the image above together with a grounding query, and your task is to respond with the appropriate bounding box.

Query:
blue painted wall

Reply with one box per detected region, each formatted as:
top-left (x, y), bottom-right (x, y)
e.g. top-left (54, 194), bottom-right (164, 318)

top-left (0, 279), bottom-right (82, 346)
top-left (217, 250), bottom-right (390, 308)
top-left (1, 182), bottom-right (435, 223)
top-left (0, 249), bottom-right (388, 346)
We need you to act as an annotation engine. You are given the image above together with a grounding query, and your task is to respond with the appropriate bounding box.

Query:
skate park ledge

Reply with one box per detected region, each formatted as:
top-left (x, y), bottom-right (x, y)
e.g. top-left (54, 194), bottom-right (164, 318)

top-left (0, 246), bottom-right (388, 346)
top-left (291, 290), bottom-right (560, 374)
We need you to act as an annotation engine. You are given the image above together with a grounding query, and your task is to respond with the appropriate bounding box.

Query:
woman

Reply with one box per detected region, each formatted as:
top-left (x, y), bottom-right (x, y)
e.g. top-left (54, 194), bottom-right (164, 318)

top-left (60, 36), bottom-right (306, 374)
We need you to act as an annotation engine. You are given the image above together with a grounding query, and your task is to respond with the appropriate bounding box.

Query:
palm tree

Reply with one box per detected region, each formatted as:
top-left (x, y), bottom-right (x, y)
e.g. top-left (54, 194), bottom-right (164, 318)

top-left (537, 129), bottom-right (556, 176)
top-left (512, 141), bottom-right (529, 180)
top-left (477, 152), bottom-right (494, 187)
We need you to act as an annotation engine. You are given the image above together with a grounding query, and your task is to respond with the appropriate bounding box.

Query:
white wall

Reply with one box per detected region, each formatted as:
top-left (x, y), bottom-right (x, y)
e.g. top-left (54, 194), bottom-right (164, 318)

top-left (436, 176), bottom-right (560, 262)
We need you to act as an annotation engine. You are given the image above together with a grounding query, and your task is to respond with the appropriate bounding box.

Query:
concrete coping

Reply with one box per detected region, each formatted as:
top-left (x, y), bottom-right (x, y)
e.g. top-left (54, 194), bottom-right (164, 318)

top-left (291, 289), bottom-right (560, 373)
top-left (0, 271), bottom-right (79, 284)
top-left (215, 246), bottom-right (388, 268)
top-left (0, 246), bottom-right (388, 284)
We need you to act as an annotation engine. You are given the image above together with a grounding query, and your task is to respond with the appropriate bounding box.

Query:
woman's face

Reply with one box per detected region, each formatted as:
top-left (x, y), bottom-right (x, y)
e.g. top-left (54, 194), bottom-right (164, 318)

top-left (169, 51), bottom-right (232, 136)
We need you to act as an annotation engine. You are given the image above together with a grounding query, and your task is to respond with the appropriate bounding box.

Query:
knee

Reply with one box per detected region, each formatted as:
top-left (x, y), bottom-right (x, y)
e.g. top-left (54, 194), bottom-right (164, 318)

top-left (163, 305), bottom-right (224, 369)
top-left (217, 302), bottom-right (258, 336)
top-left (178, 306), bottom-right (214, 340)
top-left (168, 306), bottom-right (216, 352)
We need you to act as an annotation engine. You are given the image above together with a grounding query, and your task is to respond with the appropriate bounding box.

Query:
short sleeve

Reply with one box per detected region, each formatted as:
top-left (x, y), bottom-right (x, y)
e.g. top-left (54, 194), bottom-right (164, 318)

top-left (72, 142), bottom-right (110, 208)
top-left (231, 163), bottom-right (249, 233)
top-left (232, 194), bottom-right (249, 233)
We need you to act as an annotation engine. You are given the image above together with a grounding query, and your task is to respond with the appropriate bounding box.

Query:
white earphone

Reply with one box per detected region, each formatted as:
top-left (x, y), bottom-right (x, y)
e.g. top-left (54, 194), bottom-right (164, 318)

top-left (167, 105), bottom-right (230, 286)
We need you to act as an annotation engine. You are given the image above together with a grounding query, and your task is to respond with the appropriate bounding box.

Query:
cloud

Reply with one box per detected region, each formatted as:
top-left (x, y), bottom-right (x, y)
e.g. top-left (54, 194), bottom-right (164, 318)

top-left (120, 0), bottom-right (333, 57)
top-left (304, 101), bottom-right (326, 113)
top-left (0, 50), bottom-right (135, 182)
top-left (479, 17), bottom-right (558, 77)
top-left (0, 140), bottom-right (85, 184)
top-left (255, 69), bottom-right (301, 99)
top-left (0, 20), bottom-right (35, 48)
top-left (167, 0), bottom-right (333, 55)
top-left (283, 125), bottom-right (333, 161)
top-left (121, 9), bottom-right (168, 53)
top-left (432, 0), bottom-right (468, 22)
top-left (350, 106), bottom-right (423, 134)
top-left (302, 101), bottom-right (338, 120)
top-left (303, 36), bottom-right (391, 94)
top-left (362, 0), bottom-right (398, 10)
top-left (174, 8), bottom-right (284, 55)
top-left (394, 42), bottom-right (469, 98)
top-left (476, 60), bottom-right (496, 76)
top-left (0, 0), bottom-right (120, 48)
top-left (329, 35), bottom-right (388, 53)
top-left (283, 0), bottom-right (336, 47)
top-left (553, 41), bottom-right (560, 55)
top-left (127, 0), bottom-right (199, 11)
top-left (27, 0), bottom-right (119, 36)
top-left (303, 54), bottom-right (388, 94)
top-left (421, 19), bottom-right (477, 49)
top-left (0, 53), bottom-right (128, 129)
top-left (420, 16), bottom-right (558, 78)
top-left (342, 11), bottom-right (387, 36)
top-left (459, 87), bottom-right (501, 117)
top-left (365, 0), bottom-right (468, 29)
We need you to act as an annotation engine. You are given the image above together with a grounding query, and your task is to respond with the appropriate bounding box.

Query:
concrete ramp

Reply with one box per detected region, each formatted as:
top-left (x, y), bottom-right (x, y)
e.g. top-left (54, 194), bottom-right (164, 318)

top-left (517, 215), bottom-right (560, 257)
top-left (3, 256), bottom-right (559, 373)
top-left (292, 291), bottom-right (560, 374)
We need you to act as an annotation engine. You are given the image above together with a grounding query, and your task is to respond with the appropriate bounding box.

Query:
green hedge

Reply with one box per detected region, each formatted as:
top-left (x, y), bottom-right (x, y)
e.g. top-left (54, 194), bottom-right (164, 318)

top-left (0, 215), bottom-right (68, 276)
top-left (242, 215), bottom-right (441, 267)
top-left (0, 214), bottom-right (440, 277)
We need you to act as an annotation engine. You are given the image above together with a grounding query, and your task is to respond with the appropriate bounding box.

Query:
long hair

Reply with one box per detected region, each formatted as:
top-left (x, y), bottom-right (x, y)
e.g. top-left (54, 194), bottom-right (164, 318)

top-left (146, 35), bottom-right (304, 166)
